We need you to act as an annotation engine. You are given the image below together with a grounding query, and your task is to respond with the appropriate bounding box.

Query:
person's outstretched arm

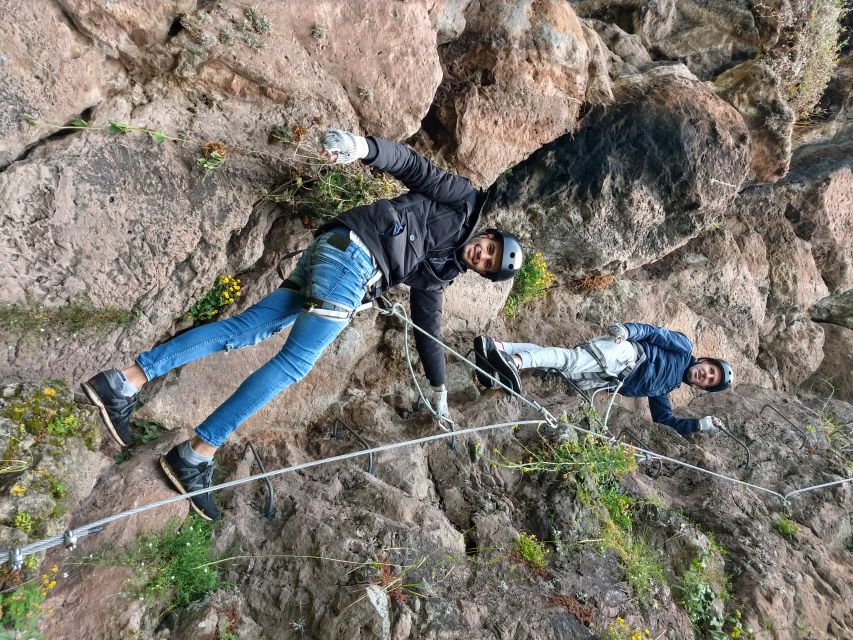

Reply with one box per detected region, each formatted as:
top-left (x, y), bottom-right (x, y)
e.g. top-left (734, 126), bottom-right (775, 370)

top-left (648, 395), bottom-right (699, 435)
top-left (321, 129), bottom-right (475, 206)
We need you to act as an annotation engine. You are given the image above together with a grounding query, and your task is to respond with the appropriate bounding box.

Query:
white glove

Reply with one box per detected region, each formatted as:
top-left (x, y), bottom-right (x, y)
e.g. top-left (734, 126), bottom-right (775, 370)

top-left (607, 323), bottom-right (629, 341)
top-left (432, 384), bottom-right (449, 420)
top-left (321, 129), bottom-right (369, 164)
top-left (698, 416), bottom-right (723, 434)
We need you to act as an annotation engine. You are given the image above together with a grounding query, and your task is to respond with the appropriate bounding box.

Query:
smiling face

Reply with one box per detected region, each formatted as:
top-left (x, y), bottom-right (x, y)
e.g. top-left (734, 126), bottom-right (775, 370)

top-left (687, 359), bottom-right (723, 389)
top-left (461, 233), bottom-right (503, 276)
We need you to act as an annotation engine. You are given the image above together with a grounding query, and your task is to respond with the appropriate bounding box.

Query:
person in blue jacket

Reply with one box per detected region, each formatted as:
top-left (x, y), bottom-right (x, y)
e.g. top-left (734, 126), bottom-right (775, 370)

top-left (474, 322), bottom-right (733, 436)
top-left (80, 129), bottom-right (524, 520)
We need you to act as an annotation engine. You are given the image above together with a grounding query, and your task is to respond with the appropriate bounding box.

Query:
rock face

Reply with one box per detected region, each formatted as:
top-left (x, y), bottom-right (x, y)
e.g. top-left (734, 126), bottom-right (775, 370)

top-left (487, 65), bottom-right (751, 278)
top-left (0, 1), bottom-right (852, 639)
top-left (422, 0), bottom-right (590, 185)
top-left (0, 0), bottom-right (126, 167)
top-left (804, 322), bottom-right (853, 403)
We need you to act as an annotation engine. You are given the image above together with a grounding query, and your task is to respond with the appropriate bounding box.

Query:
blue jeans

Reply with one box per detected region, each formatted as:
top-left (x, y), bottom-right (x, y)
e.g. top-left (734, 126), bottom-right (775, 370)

top-left (136, 227), bottom-right (377, 447)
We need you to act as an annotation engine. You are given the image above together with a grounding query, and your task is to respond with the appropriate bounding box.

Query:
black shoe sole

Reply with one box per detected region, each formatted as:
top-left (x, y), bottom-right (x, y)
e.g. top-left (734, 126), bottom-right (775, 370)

top-left (488, 351), bottom-right (522, 395)
top-left (81, 381), bottom-right (132, 447)
top-left (159, 455), bottom-right (217, 522)
top-left (473, 336), bottom-right (498, 388)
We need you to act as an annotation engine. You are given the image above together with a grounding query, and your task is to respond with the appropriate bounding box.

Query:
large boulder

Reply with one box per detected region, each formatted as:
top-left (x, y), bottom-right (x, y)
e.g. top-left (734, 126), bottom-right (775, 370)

top-left (422, 0), bottom-right (591, 186)
top-left (810, 289), bottom-right (853, 330)
top-left (485, 65), bottom-right (751, 278)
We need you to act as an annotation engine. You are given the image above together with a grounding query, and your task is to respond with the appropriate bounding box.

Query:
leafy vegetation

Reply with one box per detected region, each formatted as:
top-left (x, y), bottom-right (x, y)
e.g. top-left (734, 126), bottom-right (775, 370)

top-left (503, 251), bottom-right (555, 318)
top-left (259, 157), bottom-right (400, 226)
top-left (1, 381), bottom-right (100, 475)
top-left (112, 514), bottom-right (222, 609)
top-left (773, 514), bottom-right (801, 541)
top-left (0, 296), bottom-right (134, 336)
top-left (512, 533), bottom-right (548, 571)
top-left (788, 0), bottom-right (848, 118)
top-left (0, 564), bottom-right (59, 634)
top-left (600, 617), bottom-right (652, 640)
top-left (187, 274), bottom-right (242, 322)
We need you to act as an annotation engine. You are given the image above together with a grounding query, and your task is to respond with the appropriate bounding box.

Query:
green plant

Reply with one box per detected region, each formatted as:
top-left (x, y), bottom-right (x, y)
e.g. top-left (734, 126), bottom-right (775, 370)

top-left (503, 251), bottom-right (555, 318)
top-left (197, 141), bottom-right (228, 180)
top-left (132, 419), bottom-right (168, 444)
top-left (119, 514), bottom-right (221, 609)
top-left (187, 274), bottom-right (242, 322)
top-left (512, 532), bottom-right (547, 571)
top-left (774, 514), bottom-right (800, 541)
top-left (13, 512), bottom-right (33, 533)
top-left (789, 0), bottom-right (848, 117)
top-left (262, 162), bottom-right (400, 225)
top-left (678, 552), bottom-right (725, 637)
top-left (845, 536), bottom-right (853, 552)
top-left (0, 296), bottom-right (135, 336)
top-left (600, 617), bottom-right (652, 640)
top-left (49, 478), bottom-right (69, 500)
top-left (311, 24), bottom-right (327, 39)
top-left (0, 564), bottom-right (59, 633)
top-left (23, 115), bottom-right (183, 145)
top-left (493, 434), bottom-right (638, 480)
top-left (0, 382), bottom-right (100, 460)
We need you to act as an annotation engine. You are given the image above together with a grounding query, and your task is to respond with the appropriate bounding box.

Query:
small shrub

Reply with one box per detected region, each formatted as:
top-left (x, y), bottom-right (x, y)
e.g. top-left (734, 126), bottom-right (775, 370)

top-left (789, 0), bottom-right (847, 117)
top-left (774, 514), bottom-right (800, 541)
top-left (0, 296), bottom-right (134, 336)
top-left (311, 24), bottom-right (327, 39)
top-left (600, 617), bottom-right (652, 640)
top-left (0, 564), bottom-right (59, 632)
top-left (121, 514), bottom-right (221, 608)
top-left (357, 85), bottom-right (375, 102)
top-left (572, 273), bottom-right (615, 293)
top-left (503, 252), bottom-right (555, 318)
top-left (13, 512), bottom-right (33, 533)
top-left (187, 274), bottom-right (242, 322)
top-left (512, 532), bottom-right (547, 571)
top-left (197, 141), bottom-right (228, 179)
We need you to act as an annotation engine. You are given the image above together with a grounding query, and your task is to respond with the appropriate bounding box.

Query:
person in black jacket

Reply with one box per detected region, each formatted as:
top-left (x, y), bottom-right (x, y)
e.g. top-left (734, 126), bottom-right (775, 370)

top-left (80, 129), bottom-right (524, 520)
top-left (475, 322), bottom-right (733, 437)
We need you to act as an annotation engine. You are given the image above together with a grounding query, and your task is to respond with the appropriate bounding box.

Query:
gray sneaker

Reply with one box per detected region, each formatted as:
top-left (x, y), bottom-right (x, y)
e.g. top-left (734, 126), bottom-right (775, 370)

top-left (81, 370), bottom-right (137, 447)
top-left (160, 444), bottom-right (221, 521)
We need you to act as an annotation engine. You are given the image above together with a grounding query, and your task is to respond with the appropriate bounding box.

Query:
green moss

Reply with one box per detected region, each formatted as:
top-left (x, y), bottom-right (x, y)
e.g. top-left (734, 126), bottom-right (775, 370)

top-left (0, 296), bottom-right (134, 336)
top-left (774, 514), bottom-right (801, 541)
top-left (512, 532), bottom-right (547, 570)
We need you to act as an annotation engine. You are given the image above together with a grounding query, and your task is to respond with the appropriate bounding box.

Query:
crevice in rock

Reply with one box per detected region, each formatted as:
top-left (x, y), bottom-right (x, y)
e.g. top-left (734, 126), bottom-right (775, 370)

top-left (0, 107), bottom-right (96, 173)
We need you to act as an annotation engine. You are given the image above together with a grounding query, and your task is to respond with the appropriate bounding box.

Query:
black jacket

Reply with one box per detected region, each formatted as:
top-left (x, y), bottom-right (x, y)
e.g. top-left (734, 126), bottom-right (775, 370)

top-left (318, 137), bottom-right (483, 385)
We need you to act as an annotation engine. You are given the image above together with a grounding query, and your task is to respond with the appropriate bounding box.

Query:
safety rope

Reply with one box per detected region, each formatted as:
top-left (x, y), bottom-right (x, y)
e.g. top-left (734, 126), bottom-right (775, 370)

top-left (378, 303), bottom-right (852, 510)
top-left (4, 304), bottom-right (852, 566)
top-left (0, 420), bottom-right (545, 566)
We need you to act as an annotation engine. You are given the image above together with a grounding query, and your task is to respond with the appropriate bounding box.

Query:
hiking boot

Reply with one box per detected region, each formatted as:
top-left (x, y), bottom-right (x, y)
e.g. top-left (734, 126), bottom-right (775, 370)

top-left (160, 444), bottom-right (221, 521)
top-left (487, 349), bottom-right (523, 395)
top-left (473, 335), bottom-right (499, 388)
top-left (80, 370), bottom-right (137, 447)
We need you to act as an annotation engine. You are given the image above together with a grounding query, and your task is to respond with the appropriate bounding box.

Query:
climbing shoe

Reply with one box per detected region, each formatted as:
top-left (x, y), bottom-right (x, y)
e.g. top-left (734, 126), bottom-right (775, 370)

top-left (160, 444), bottom-right (221, 521)
top-left (487, 349), bottom-right (523, 396)
top-left (473, 335), bottom-right (499, 388)
top-left (80, 369), bottom-right (137, 447)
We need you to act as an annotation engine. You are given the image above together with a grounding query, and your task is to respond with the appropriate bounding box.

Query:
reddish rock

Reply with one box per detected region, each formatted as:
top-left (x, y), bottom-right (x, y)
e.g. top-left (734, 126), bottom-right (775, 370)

top-left (424, 0), bottom-right (590, 185)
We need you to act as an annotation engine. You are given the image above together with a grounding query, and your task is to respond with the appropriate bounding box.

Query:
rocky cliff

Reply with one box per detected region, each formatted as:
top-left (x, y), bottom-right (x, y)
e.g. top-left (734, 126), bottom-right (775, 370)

top-left (0, 2), bottom-right (851, 639)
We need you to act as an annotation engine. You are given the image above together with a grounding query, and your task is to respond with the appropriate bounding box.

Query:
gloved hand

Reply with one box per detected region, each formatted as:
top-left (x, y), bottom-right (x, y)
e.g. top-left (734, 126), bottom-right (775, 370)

top-left (432, 384), bottom-right (449, 420)
top-left (320, 129), bottom-right (369, 164)
top-left (698, 416), bottom-right (723, 434)
top-left (607, 323), bottom-right (629, 341)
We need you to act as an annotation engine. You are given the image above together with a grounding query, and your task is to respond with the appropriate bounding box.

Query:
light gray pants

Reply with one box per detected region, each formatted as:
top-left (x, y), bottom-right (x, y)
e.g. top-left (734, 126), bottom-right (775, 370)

top-left (500, 337), bottom-right (639, 390)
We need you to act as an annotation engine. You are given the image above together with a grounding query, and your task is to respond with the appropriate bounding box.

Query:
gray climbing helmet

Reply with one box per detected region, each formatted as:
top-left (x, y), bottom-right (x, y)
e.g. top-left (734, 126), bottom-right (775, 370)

top-left (482, 229), bottom-right (523, 282)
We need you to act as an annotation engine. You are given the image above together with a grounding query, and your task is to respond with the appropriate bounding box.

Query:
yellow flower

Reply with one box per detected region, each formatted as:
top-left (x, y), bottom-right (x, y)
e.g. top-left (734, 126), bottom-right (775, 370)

top-left (10, 485), bottom-right (26, 497)
top-left (211, 309), bottom-right (218, 315)
top-left (42, 387), bottom-right (57, 397)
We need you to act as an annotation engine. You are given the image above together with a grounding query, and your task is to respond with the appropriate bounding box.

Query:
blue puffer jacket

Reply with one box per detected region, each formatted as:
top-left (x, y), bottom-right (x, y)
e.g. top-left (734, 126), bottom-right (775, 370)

top-left (620, 323), bottom-right (699, 435)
